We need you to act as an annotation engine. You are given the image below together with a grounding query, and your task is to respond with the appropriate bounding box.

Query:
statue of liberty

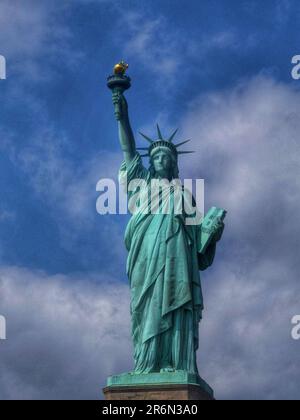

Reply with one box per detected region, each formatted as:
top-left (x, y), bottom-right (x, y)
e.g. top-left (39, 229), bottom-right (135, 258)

top-left (106, 63), bottom-right (225, 389)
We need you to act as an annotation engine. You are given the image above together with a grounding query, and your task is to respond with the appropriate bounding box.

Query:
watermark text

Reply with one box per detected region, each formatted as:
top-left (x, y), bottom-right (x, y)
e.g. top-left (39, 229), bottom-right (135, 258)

top-left (0, 315), bottom-right (6, 340)
top-left (291, 315), bottom-right (300, 340)
top-left (96, 177), bottom-right (205, 225)
top-left (0, 55), bottom-right (6, 80)
top-left (291, 55), bottom-right (300, 80)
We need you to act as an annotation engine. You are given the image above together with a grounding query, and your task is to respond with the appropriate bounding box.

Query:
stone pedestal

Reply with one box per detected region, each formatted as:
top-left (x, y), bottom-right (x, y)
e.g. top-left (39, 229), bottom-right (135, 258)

top-left (103, 371), bottom-right (214, 400)
top-left (103, 383), bottom-right (213, 400)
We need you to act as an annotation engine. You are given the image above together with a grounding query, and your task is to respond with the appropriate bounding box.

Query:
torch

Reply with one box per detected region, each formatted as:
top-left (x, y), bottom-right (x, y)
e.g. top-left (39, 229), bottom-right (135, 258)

top-left (107, 61), bottom-right (131, 121)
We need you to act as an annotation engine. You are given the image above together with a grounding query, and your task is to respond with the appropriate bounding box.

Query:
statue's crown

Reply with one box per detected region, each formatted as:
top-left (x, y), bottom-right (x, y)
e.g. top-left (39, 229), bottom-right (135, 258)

top-left (137, 125), bottom-right (195, 158)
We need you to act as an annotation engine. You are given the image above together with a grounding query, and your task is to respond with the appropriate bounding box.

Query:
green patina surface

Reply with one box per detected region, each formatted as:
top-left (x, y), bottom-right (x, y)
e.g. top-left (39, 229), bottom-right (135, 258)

top-left (106, 67), bottom-right (226, 393)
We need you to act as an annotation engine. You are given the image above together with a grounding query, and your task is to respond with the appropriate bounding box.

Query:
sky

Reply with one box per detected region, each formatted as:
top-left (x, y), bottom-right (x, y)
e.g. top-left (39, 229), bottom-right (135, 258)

top-left (0, 0), bottom-right (300, 400)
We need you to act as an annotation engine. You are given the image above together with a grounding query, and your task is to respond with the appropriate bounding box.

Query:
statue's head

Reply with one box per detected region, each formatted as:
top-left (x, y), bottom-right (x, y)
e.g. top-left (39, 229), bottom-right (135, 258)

top-left (138, 125), bottom-right (194, 180)
top-left (149, 147), bottom-right (178, 180)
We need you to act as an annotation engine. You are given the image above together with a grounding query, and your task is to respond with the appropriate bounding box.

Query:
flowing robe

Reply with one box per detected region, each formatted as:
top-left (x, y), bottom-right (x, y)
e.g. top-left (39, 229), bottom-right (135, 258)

top-left (119, 153), bottom-right (216, 374)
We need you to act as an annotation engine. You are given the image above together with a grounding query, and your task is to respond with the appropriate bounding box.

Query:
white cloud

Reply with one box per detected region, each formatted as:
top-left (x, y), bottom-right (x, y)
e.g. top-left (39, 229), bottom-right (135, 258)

top-left (120, 12), bottom-right (193, 86)
top-left (0, 96), bottom-right (127, 265)
top-left (0, 0), bottom-right (82, 81)
top-left (180, 76), bottom-right (300, 245)
top-left (0, 266), bottom-right (131, 400)
top-left (0, 1), bottom-right (51, 58)
top-left (176, 75), bottom-right (300, 399)
top-left (2, 120), bottom-right (122, 220)
top-left (1, 123), bottom-right (127, 263)
top-left (118, 11), bottom-right (258, 88)
top-left (0, 254), bottom-right (299, 400)
top-left (199, 258), bottom-right (300, 400)
top-left (199, 30), bottom-right (257, 53)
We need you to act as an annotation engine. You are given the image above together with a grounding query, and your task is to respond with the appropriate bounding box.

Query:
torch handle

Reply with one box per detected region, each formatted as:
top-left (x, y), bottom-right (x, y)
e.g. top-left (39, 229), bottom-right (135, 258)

top-left (112, 87), bottom-right (123, 121)
top-left (107, 70), bottom-right (131, 122)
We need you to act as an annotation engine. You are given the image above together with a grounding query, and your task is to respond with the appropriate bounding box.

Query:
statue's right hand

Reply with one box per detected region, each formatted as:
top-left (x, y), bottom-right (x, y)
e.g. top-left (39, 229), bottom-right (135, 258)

top-left (112, 91), bottom-right (128, 121)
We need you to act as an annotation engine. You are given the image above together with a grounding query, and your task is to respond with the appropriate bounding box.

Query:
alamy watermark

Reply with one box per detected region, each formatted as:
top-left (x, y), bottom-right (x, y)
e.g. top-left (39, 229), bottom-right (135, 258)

top-left (96, 177), bottom-right (205, 225)
top-left (0, 315), bottom-right (6, 340)
top-left (0, 55), bottom-right (6, 80)
top-left (291, 315), bottom-right (300, 340)
top-left (291, 55), bottom-right (300, 80)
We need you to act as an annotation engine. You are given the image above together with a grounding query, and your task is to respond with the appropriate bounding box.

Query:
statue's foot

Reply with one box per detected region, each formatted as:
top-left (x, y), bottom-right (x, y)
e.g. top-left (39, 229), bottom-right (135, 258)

top-left (160, 367), bottom-right (175, 373)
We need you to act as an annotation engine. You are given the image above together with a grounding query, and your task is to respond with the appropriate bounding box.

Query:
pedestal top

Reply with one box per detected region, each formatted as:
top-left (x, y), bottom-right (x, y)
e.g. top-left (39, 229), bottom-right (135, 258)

top-left (106, 371), bottom-right (214, 399)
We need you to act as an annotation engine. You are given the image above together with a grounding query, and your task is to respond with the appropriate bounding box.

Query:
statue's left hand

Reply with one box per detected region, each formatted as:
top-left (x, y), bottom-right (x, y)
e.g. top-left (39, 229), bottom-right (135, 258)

top-left (211, 219), bottom-right (225, 243)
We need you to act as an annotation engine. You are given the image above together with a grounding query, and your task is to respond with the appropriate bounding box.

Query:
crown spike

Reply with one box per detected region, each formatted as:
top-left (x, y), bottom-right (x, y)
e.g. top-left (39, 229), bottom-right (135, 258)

top-left (136, 147), bottom-right (149, 150)
top-left (168, 128), bottom-right (178, 143)
top-left (174, 139), bottom-right (191, 148)
top-left (157, 124), bottom-right (163, 140)
top-left (139, 131), bottom-right (154, 143)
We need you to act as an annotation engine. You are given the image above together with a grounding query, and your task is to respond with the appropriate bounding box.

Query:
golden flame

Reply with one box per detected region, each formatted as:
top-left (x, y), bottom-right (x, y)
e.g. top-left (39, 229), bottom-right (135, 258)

top-left (114, 61), bottom-right (129, 75)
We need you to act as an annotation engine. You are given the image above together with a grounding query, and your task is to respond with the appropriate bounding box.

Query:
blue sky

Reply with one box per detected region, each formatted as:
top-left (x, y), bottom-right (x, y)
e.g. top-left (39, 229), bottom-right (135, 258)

top-left (0, 0), bottom-right (300, 400)
top-left (0, 0), bottom-right (298, 274)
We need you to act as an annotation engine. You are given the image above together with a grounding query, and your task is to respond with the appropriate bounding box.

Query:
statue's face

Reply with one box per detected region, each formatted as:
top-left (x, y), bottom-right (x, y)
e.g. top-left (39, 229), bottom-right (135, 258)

top-left (152, 151), bottom-right (173, 178)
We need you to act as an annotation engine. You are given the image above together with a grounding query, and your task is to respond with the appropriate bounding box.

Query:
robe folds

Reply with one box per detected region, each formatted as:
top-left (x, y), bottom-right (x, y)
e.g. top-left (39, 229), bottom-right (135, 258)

top-left (119, 153), bottom-right (216, 374)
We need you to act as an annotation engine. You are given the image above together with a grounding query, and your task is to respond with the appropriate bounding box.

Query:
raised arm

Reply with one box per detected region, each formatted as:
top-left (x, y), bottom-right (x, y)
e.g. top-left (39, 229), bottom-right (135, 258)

top-left (112, 92), bottom-right (136, 166)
